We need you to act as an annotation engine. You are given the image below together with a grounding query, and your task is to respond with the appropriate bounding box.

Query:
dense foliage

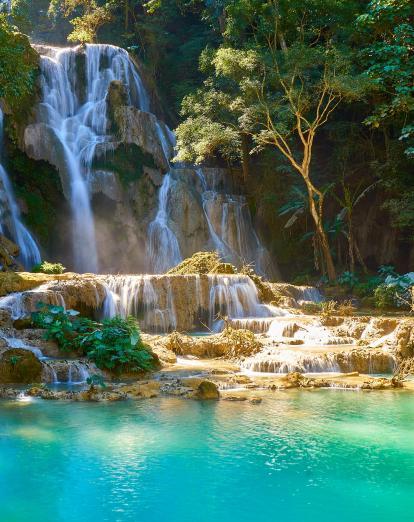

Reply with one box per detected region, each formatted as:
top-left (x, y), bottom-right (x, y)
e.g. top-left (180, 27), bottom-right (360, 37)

top-left (32, 304), bottom-right (156, 373)
top-left (0, 14), bottom-right (37, 109)
top-left (2, 0), bottom-right (413, 280)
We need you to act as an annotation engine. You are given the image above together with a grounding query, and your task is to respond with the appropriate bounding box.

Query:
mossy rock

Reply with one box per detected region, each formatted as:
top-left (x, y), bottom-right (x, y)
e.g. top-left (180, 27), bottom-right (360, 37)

top-left (107, 80), bottom-right (128, 127)
top-left (0, 271), bottom-right (77, 297)
top-left (0, 235), bottom-right (22, 271)
top-left (168, 251), bottom-right (227, 275)
top-left (0, 349), bottom-right (42, 384)
top-left (92, 143), bottom-right (157, 187)
top-left (182, 378), bottom-right (220, 400)
top-left (210, 262), bottom-right (237, 275)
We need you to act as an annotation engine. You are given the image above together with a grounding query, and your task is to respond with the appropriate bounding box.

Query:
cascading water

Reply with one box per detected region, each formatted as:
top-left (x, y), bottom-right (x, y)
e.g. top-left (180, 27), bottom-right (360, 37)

top-left (147, 173), bottom-right (182, 273)
top-left (196, 168), bottom-right (271, 276)
top-left (0, 109), bottom-right (40, 268)
top-left (36, 44), bottom-right (149, 272)
top-left (147, 121), bottom-right (182, 272)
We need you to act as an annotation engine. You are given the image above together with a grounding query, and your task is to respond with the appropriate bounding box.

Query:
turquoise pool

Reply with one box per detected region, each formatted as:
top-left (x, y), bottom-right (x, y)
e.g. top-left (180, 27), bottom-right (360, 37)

top-left (1, 390), bottom-right (414, 521)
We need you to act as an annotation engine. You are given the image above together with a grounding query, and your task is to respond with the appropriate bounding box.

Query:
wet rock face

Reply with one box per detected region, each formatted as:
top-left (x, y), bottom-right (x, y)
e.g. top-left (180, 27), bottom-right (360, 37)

top-left (336, 350), bottom-right (395, 374)
top-left (0, 348), bottom-right (42, 384)
top-left (112, 106), bottom-right (170, 172)
top-left (395, 322), bottom-right (414, 358)
top-left (107, 80), bottom-right (128, 126)
top-left (0, 235), bottom-right (23, 272)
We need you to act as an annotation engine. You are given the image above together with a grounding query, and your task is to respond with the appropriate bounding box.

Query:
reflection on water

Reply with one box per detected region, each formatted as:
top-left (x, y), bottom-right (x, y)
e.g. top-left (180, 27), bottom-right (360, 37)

top-left (0, 391), bottom-right (414, 521)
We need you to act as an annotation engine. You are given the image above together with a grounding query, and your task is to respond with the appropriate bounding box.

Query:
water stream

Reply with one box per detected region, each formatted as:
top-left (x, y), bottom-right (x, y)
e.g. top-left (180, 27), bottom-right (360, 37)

top-left (0, 109), bottom-right (40, 268)
top-left (36, 44), bottom-right (149, 272)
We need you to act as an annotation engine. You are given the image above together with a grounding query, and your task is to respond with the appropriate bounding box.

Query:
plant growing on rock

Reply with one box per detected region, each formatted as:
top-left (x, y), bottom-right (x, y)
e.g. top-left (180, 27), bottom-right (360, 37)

top-left (336, 300), bottom-right (356, 317)
top-left (86, 374), bottom-right (106, 390)
top-left (32, 261), bottom-right (66, 274)
top-left (0, 15), bottom-right (38, 109)
top-left (79, 316), bottom-right (155, 373)
top-left (32, 303), bottom-right (156, 373)
top-left (319, 300), bottom-right (338, 325)
top-left (32, 303), bottom-right (83, 351)
top-left (220, 326), bottom-right (261, 358)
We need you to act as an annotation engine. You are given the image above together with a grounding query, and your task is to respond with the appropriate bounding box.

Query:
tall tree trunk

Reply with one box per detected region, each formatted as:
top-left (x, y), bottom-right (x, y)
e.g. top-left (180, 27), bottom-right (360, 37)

top-left (306, 182), bottom-right (336, 281)
top-left (348, 215), bottom-right (355, 273)
top-left (240, 133), bottom-right (250, 184)
top-left (125, 0), bottom-right (129, 31)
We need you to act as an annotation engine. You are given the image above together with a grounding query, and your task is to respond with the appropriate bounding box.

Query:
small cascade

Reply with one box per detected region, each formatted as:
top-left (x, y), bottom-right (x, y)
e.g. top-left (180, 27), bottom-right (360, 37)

top-left (196, 168), bottom-right (271, 276)
top-left (242, 350), bottom-right (342, 374)
top-left (101, 273), bottom-right (282, 333)
top-left (0, 110), bottom-right (41, 268)
top-left (295, 286), bottom-right (324, 304)
top-left (102, 275), bottom-right (178, 332)
top-left (227, 317), bottom-right (275, 334)
top-left (242, 348), bottom-right (396, 375)
top-left (41, 361), bottom-right (58, 384)
top-left (147, 173), bottom-right (182, 273)
top-left (0, 292), bottom-right (26, 320)
top-left (0, 336), bottom-right (45, 359)
top-left (41, 360), bottom-right (91, 384)
top-left (267, 320), bottom-right (354, 345)
top-left (208, 274), bottom-right (279, 330)
top-left (35, 44), bottom-right (149, 272)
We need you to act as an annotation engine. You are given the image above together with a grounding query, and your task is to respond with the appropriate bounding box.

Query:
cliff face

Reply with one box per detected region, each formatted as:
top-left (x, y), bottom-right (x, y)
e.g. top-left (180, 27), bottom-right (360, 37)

top-left (1, 43), bottom-right (275, 276)
top-left (1, 38), bottom-right (411, 277)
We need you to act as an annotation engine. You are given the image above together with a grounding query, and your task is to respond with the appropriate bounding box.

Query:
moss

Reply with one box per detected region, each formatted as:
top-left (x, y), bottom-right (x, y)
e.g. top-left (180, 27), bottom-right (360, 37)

top-left (0, 271), bottom-right (59, 296)
top-left (6, 147), bottom-right (63, 243)
top-left (0, 349), bottom-right (42, 384)
top-left (168, 251), bottom-right (224, 275)
top-left (93, 143), bottom-right (157, 187)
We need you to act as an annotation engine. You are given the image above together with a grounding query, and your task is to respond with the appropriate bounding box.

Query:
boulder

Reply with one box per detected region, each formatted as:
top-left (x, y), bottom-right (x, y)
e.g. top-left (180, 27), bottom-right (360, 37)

top-left (181, 378), bottom-right (220, 400)
top-left (0, 235), bottom-right (22, 271)
top-left (23, 123), bottom-right (71, 198)
top-left (0, 348), bottom-right (42, 384)
top-left (119, 381), bottom-right (161, 399)
top-left (107, 80), bottom-right (128, 124)
top-left (113, 106), bottom-right (171, 171)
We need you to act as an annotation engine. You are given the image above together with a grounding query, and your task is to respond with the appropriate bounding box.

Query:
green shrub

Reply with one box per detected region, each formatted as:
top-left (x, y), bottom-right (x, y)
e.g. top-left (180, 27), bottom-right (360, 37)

top-left (32, 303), bottom-right (156, 373)
top-left (338, 271), bottom-right (359, 290)
top-left (354, 276), bottom-right (382, 298)
top-left (378, 265), bottom-right (398, 279)
top-left (301, 302), bottom-right (322, 314)
top-left (79, 316), bottom-right (155, 373)
top-left (32, 261), bottom-right (66, 274)
top-left (374, 284), bottom-right (399, 309)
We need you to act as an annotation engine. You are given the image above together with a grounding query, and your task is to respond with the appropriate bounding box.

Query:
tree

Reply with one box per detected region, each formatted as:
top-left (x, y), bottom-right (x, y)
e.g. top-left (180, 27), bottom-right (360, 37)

top-left (0, 15), bottom-right (37, 110)
top-left (357, 0), bottom-right (414, 157)
top-left (48, 0), bottom-right (112, 42)
top-left (176, 0), bottom-right (367, 280)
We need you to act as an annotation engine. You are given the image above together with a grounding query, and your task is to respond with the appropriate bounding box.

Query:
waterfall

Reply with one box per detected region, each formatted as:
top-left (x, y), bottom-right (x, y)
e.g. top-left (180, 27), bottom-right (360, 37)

top-left (102, 274), bottom-right (178, 333)
top-left (208, 274), bottom-right (273, 329)
top-left (147, 173), bottom-right (182, 273)
top-left (41, 360), bottom-right (91, 384)
top-left (242, 350), bottom-right (342, 374)
top-left (36, 44), bottom-right (149, 272)
top-left (0, 110), bottom-right (41, 268)
top-left (196, 168), bottom-right (271, 276)
top-left (0, 336), bottom-right (45, 359)
top-left (242, 348), bottom-right (396, 375)
top-left (101, 273), bottom-right (278, 333)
